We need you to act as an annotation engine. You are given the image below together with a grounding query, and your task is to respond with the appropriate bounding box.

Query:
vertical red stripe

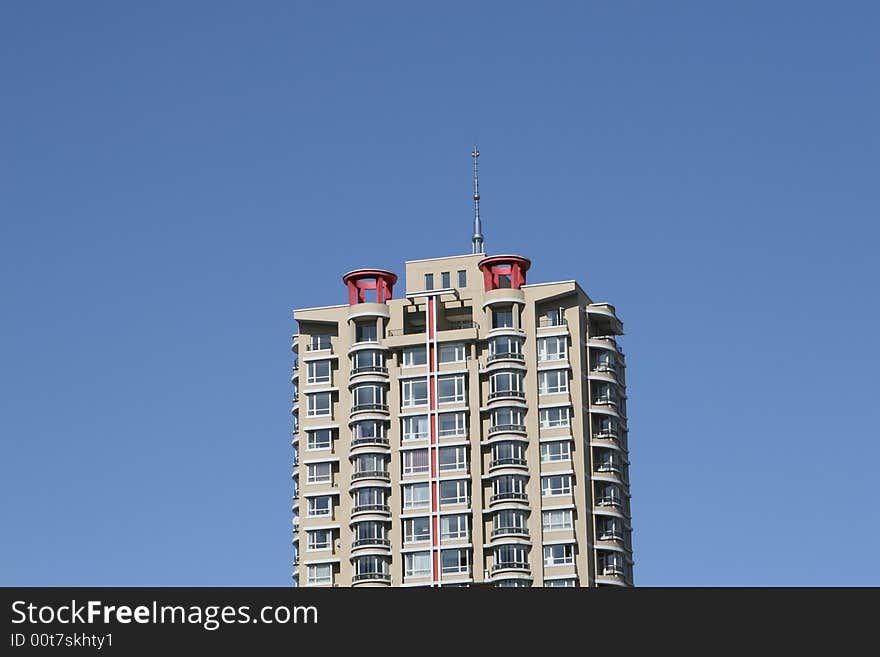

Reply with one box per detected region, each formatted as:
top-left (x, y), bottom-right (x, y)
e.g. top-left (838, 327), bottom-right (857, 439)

top-left (427, 296), bottom-right (439, 583)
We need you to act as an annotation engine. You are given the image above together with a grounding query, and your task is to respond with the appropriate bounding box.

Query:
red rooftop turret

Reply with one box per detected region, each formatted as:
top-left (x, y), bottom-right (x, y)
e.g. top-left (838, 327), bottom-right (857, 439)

top-left (342, 269), bottom-right (398, 305)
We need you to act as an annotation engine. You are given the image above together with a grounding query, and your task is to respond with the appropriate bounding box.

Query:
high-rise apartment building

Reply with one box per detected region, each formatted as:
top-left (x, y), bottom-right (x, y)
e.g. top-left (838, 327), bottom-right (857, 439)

top-left (290, 152), bottom-right (633, 588)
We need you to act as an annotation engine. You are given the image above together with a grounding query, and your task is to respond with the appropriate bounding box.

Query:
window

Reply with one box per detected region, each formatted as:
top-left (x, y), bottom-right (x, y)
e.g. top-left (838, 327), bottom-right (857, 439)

top-left (542, 508), bottom-right (573, 531)
top-left (402, 415), bottom-right (429, 441)
top-left (437, 375), bottom-right (466, 403)
top-left (441, 271), bottom-right (450, 288)
top-left (424, 273), bottom-right (434, 291)
top-left (403, 483), bottom-right (430, 509)
top-left (489, 335), bottom-right (523, 359)
top-left (307, 462), bottom-right (332, 485)
top-left (537, 336), bottom-right (567, 362)
top-left (355, 322), bottom-right (378, 343)
top-left (307, 529), bottom-right (331, 551)
top-left (441, 549), bottom-right (470, 575)
top-left (354, 487), bottom-right (385, 510)
top-left (492, 306), bottom-right (514, 329)
top-left (596, 449), bottom-right (622, 472)
top-left (401, 379), bottom-right (428, 407)
top-left (306, 429), bottom-right (332, 451)
top-left (593, 383), bottom-right (616, 405)
top-left (405, 551), bottom-right (432, 578)
top-left (540, 441), bottom-right (571, 463)
top-left (440, 515), bottom-right (469, 540)
top-left (354, 521), bottom-right (387, 544)
top-left (351, 420), bottom-right (387, 443)
top-left (353, 453), bottom-right (386, 476)
top-left (310, 334), bottom-right (331, 351)
top-left (439, 480), bottom-right (469, 506)
top-left (352, 349), bottom-right (384, 373)
top-left (544, 544), bottom-right (574, 566)
top-left (491, 407), bottom-right (524, 429)
top-left (598, 550), bottom-right (626, 576)
top-left (402, 449), bottom-right (430, 475)
top-left (494, 509), bottom-right (527, 534)
top-left (307, 564), bottom-right (332, 585)
top-left (354, 555), bottom-right (389, 578)
top-left (307, 392), bottom-right (332, 417)
top-left (495, 579), bottom-right (529, 588)
top-left (491, 441), bottom-right (525, 466)
top-left (491, 371), bottom-right (523, 396)
top-left (402, 346), bottom-right (427, 367)
top-left (438, 446), bottom-right (467, 472)
top-left (495, 544), bottom-right (527, 567)
top-left (592, 350), bottom-right (616, 372)
top-left (493, 475), bottom-right (527, 500)
top-left (458, 270), bottom-right (467, 287)
top-left (307, 495), bottom-right (332, 518)
top-left (598, 517), bottom-right (624, 541)
top-left (352, 384), bottom-right (385, 409)
top-left (437, 412), bottom-right (466, 437)
top-left (539, 406), bottom-right (570, 428)
top-left (438, 342), bottom-right (466, 363)
top-left (539, 369), bottom-right (568, 394)
top-left (542, 474), bottom-right (573, 497)
top-left (307, 360), bottom-right (331, 384)
top-left (404, 517), bottom-right (431, 543)
top-left (597, 483), bottom-right (623, 507)
top-left (546, 578), bottom-right (577, 587)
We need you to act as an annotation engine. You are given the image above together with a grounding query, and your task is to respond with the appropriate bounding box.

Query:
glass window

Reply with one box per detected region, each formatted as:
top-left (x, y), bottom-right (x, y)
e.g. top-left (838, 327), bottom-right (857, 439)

top-left (438, 342), bottom-right (466, 363)
top-left (494, 509), bottom-right (527, 534)
top-left (491, 371), bottom-right (523, 395)
top-left (403, 483), bottom-right (430, 509)
top-left (495, 544), bottom-right (527, 566)
top-left (438, 412), bottom-right (466, 437)
top-left (307, 360), bottom-right (331, 384)
top-left (352, 420), bottom-right (387, 442)
top-left (307, 392), bottom-right (332, 417)
top-left (401, 379), bottom-right (428, 407)
top-left (542, 508), bottom-right (573, 531)
top-left (441, 549), bottom-right (470, 574)
top-left (354, 487), bottom-right (385, 509)
top-left (353, 555), bottom-right (389, 577)
top-left (307, 564), bottom-right (332, 585)
top-left (491, 407), bottom-right (524, 429)
top-left (489, 335), bottom-right (523, 359)
top-left (537, 336), bottom-right (567, 362)
top-left (402, 346), bottom-right (427, 367)
top-left (441, 271), bottom-right (450, 288)
top-left (539, 406), bottom-right (570, 428)
top-left (440, 514), bottom-right (469, 540)
top-left (545, 578), bottom-right (577, 587)
top-left (352, 349), bottom-right (384, 372)
top-left (307, 495), bottom-right (332, 517)
top-left (404, 517), bottom-right (431, 543)
top-left (310, 334), bottom-right (331, 351)
top-left (539, 369), bottom-right (568, 394)
top-left (353, 453), bottom-right (386, 475)
top-left (402, 415), bottom-right (429, 441)
top-left (493, 475), bottom-right (527, 499)
top-left (437, 375), bottom-right (466, 403)
top-left (307, 462), bottom-right (332, 485)
top-left (540, 441), bottom-right (571, 463)
top-left (352, 384), bottom-right (385, 408)
top-left (402, 449), bottom-right (430, 475)
top-left (458, 270), bottom-right (467, 287)
top-left (541, 474), bottom-right (573, 497)
top-left (491, 441), bottom-right (525, 465)
top-left (492, 307), bottom-right (514, 329)
top-left (307, 529), bottom-right (331, 551)
top-left (544, 544), bottom-right (574, 566)
top-left (355, 322), bottom-right (378, 343)
top-left (354, 521), bottom-right (387, 543)
top-left (439, 480), bottom-right (469, 506)
top-left (424, 273), bottom-right (434, 291)
top-left (405, 551), bottom-right (432, 578)
top-left (438, 446), bottom-right (467, 471)
top-left (597, 483), bottom-right (623, 506)
top-left (306, 429), bottom-right (332, 450)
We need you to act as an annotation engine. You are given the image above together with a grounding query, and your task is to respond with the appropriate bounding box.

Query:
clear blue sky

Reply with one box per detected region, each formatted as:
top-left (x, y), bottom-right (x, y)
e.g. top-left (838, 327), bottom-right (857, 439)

top-left (1, 1), bottom-right (878, 586)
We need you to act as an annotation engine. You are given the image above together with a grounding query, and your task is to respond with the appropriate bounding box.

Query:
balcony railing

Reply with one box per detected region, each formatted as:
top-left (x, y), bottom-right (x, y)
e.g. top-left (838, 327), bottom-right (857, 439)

top-left (351, 470), bottom-right (390, 482)
top-left (352, 572), bottom-right (391, 583)
top-left (491, 562), bottom-right (529, 573)
top-left (306, 343), bottom-right (332, 352)
top-left (592, 396), bottom-right (617, 407)
top-left (599, 530), bottom-right (625, 542)
top-left (488, 424), bottom-right (527, 436)
top-left (489, 390), bottom-right (526, 401)
top-left (597, 462), bottom-right (623, 474)
top-left (351, 365), bottom-right (388, 375)
top-left (538, 316), bottom-right (567, 328)
top-left (351, 403), bottom-right (389, 413)
top-left (352, 537), bottom-right (391, 548)
top-left (601, 565), bottom-right (626, 577)
top-left (490, 457), bottom-right (527, 468)
top-left (351, 436), bottom-right (390, 448)
top-left (491, 491), bottom-right (528, 503)
top-left (445, 320), bottom-right (479, 331)
top-left (488, 352), bottom-right (525, 363)
top-left (596, 495), bottom-right (623, 508)
top-left (352, 504), bottom-right (390, 515)
top-left (593, 430), bottom-right (619, 442)
top-left (491, 526), bottom-right (528, 538)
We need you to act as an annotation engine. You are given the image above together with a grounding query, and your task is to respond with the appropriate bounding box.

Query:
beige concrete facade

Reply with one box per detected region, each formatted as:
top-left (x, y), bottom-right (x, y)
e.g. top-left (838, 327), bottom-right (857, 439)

top-left (291, 253), bottom-right (633, 587)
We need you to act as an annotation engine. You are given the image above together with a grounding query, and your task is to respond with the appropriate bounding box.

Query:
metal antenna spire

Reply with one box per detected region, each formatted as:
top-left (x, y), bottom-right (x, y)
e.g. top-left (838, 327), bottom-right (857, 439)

top-left (471, 145), bottom-right (484, 254)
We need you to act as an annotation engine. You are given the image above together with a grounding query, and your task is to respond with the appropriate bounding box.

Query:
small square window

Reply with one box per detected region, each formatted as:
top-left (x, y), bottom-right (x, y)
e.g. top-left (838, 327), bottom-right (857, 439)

top-left (441, 271), bottom-right (450, 288)
top-left (458, 270), bottom-right (467, 287)
top-left (425, 273), bottom-right (434, 290)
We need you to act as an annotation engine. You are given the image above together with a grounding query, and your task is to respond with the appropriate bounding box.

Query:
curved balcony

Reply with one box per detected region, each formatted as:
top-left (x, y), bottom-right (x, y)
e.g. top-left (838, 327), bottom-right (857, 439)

top-left (351, 537), bottom-right (391, 550)
top-left (491, 526), bottom-right (529, 539)
top-left (487, 351), bottom-right (525, 364)
top-left (350, 365), bottom-right (389, 377)
top-left (487, 423), bottom-right (527, 437)
top-left (592, 429), bottom-right (621, 444)
top-left (587, 336), bottom-right (623, 355)
top-left (491, 561), bottom-right (530, 575)
top-left (597, 529), bottom-right (625, 543)
top-left (595, 495), bottom-right (626, 511)
top-left (346, 302), bottom-right (391, 322)
top-left (352, 572), bottom-right (391, 585)
top-left (489, 456), bottom-right (527, 470)
top-left (351, 436), bottom-right (390, 450)
top-left (350, 402), bottom-right (389, 415)
top-left (351, 503), bottom-right (391, 517)
top-left (351, 470), bottom-right (391, 483)
top-left (481, 287), bottom-right (526, 310)
top-left (490, 491), bottom-right (529, 504)
top-left (488, 390), bottom-right (526, 403)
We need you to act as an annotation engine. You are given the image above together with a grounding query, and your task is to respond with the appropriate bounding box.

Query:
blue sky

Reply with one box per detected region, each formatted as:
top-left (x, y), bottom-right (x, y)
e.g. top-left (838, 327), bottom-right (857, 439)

top-left (1, 1), bottom-right (878, 586)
